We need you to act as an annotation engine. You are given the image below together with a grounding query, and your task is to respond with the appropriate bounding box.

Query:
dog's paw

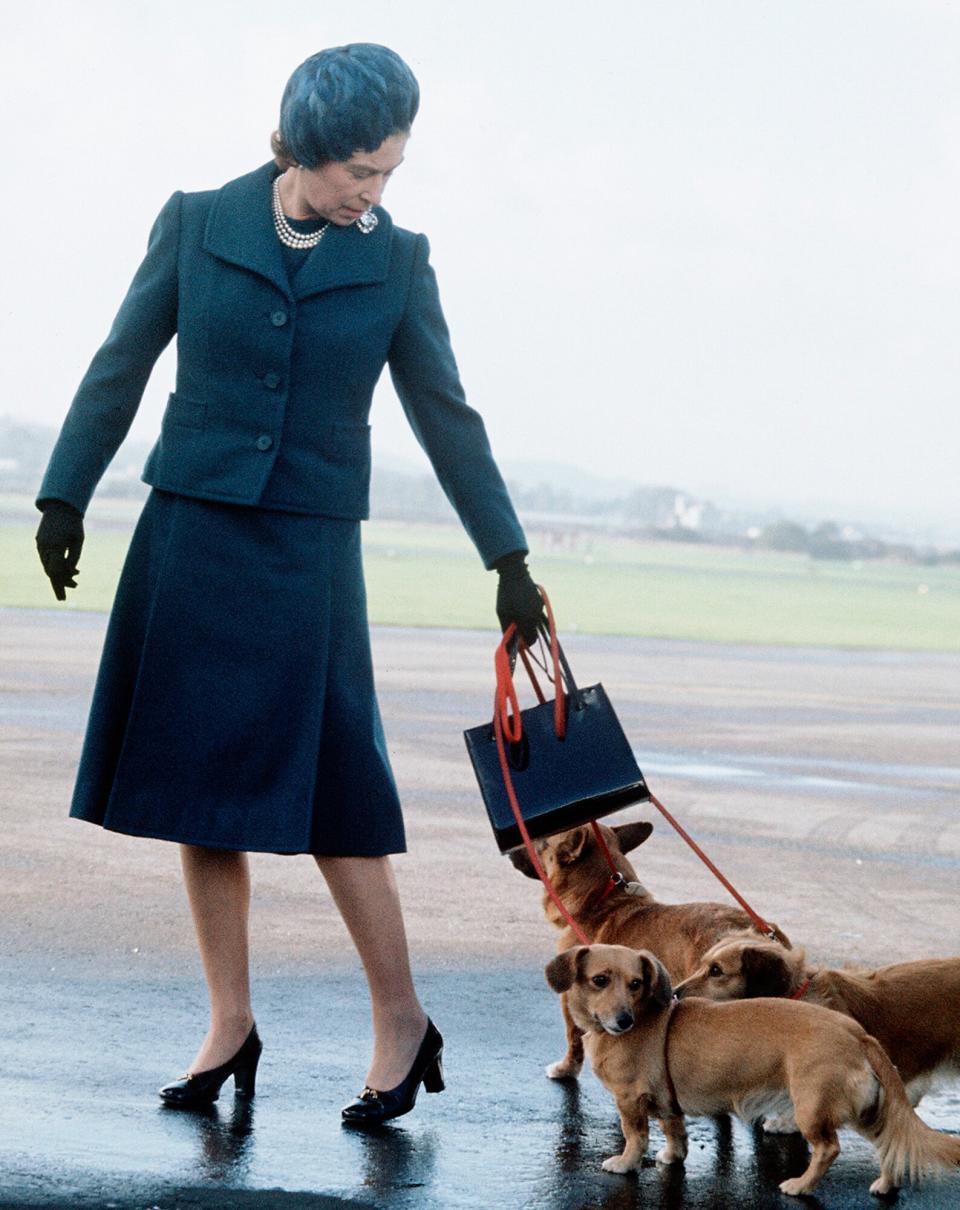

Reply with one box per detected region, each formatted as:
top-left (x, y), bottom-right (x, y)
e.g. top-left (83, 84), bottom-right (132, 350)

top-left (763, 1112), bottom-right (799, 1134)
top-left (655, 1146), bottom-right (685, 1165)
top-left (869, 1175), bottom-right (897, 1197)
top-left (779, 1177), bottom-right (813, 1197)
top-left (545, 1059), bottom-right (581, 1080)
top-left (601, 1154), bottom-right (639, 1175)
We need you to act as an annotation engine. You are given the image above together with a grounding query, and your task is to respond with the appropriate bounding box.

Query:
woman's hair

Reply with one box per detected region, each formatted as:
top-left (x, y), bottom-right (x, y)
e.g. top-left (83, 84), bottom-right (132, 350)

top-left (272, 43), bottom-right (419, 169)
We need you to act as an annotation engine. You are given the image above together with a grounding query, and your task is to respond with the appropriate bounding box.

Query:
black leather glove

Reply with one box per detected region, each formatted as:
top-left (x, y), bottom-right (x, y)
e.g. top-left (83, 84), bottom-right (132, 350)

top-left (36, 499), bottom-right (85, 601)
top-left (495, 550), bottom-right (545, 645)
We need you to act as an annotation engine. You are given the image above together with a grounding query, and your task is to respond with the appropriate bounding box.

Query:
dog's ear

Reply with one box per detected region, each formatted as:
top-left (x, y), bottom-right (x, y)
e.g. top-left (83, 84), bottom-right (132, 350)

top-left (612, 820), bottom-right (654, 854)
top-left (545, 946), bottom-right (587, 993)
top-left (555, 827), bottom-right (590, 866)
top-left (507, 847), bottom-right (538, 879)
top-left (639, 951), bottom-right (674, 1008)
top-left (741, 946), bottom-right (793, 998)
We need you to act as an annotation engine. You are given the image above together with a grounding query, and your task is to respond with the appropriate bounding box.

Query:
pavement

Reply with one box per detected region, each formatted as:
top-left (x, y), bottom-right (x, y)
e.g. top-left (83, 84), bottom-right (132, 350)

top-left (2, 607), bottom-right (959, 1209)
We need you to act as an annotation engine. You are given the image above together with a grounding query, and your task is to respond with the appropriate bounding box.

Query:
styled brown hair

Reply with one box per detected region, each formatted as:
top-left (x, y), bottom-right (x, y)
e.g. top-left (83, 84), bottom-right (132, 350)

top-left (270, 130), bottom-right (297, 171)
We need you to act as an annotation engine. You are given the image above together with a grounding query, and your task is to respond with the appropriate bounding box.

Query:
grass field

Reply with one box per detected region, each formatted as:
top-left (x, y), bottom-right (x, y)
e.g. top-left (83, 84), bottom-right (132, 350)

top-left (4, 494), bottom-right (958, 650)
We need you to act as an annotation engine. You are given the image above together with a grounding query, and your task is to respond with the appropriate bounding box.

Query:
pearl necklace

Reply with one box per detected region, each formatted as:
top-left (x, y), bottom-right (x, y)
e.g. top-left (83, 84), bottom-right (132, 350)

top-left (271, 176), bottom-right (330, 249)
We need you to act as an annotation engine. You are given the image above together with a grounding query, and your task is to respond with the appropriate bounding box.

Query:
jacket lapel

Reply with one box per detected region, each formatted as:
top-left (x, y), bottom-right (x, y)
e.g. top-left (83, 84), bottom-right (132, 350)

top-left (290, 210), bottom-right (393, 300)
top-left (203, 162), bottom-right (291, 300)
top-left (203, 161), bottom-right (393, 301)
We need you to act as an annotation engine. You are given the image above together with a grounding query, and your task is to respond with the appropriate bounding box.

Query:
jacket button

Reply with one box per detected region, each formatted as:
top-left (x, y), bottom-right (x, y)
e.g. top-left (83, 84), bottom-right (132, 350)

top-left (263, 371), bottom-right (281, 389)
top-left (256, 434), bottom-right (273, 451)
top-left (271, 310), bottom-right (287, 327)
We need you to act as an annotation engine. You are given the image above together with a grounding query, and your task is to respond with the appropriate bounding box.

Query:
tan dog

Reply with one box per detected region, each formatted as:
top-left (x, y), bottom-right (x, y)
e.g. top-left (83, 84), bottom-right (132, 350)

top-left (545, 943), bottom-right (960, 1197)
top-left (511, 821), bottom-right (790, 1078)
top-left (674, 931), bottom-right (960, 1107)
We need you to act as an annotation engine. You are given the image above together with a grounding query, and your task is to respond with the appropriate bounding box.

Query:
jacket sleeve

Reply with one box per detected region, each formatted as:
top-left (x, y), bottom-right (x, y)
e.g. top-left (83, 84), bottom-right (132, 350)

top-left (387, 234), bottom-right (527, 569)
top-left (37, 191), bottom-right (182, 513)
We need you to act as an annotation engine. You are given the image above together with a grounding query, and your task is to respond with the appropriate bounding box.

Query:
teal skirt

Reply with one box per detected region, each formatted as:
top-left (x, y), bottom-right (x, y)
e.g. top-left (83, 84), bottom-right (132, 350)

top-left (70, 490), bottom-right (405, 855)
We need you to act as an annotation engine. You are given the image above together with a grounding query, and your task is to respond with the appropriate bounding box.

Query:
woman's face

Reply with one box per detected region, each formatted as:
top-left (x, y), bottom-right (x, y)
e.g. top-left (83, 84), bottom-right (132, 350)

top-left (295, 131), bottom-right (409, 224)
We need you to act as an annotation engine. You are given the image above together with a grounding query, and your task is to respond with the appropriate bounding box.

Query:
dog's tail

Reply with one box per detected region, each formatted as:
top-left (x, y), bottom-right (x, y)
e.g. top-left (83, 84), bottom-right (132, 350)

top-left (861, 1034), bottom-right (960, 1186)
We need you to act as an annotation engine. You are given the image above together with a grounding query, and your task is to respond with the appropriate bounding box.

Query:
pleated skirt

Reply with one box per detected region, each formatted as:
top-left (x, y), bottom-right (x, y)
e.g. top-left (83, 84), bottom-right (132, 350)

top-left (70, 489), bottom-right (405, 855)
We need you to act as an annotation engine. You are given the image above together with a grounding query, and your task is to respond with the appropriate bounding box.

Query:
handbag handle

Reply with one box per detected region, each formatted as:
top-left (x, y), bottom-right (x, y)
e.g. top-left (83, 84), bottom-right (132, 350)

top-left (495, 585), bottom-right (570, 742)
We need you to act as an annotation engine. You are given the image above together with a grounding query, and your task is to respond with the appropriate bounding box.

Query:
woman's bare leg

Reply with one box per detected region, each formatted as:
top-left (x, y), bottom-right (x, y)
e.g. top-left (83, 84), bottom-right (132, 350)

top-left (315, 854), bottom-right (428, 1091)
top-left (179, 844), bottom-right (255, 1074)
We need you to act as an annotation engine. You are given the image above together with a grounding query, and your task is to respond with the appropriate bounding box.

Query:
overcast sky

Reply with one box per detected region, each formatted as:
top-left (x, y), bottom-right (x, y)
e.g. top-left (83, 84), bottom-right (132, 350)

top-left (4, 1), bottom-right (958, 538)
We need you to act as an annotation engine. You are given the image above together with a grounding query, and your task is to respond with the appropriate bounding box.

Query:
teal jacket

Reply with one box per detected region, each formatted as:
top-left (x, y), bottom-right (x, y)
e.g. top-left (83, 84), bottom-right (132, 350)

top-left (39, 161), bottom-right (526, 568)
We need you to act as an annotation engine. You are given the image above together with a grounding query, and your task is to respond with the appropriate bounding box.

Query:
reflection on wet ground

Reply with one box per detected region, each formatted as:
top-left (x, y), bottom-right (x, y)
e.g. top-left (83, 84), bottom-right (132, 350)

top-left (1, 965), bottom-right (957, 1208)
top-left (168, 1099), bottom-right (257, 1183)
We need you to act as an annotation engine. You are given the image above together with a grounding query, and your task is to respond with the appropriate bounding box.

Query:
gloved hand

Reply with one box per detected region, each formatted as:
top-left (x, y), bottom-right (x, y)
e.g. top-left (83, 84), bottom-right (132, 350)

top-left (495, 550), bottom-right (545, 645)
top-left (35, 499), bottom-right (85, 601)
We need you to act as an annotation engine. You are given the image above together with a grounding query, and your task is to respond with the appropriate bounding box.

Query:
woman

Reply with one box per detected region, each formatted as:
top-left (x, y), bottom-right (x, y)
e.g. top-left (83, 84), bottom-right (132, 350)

top-left (35, 44), bottom-right (542, 1125)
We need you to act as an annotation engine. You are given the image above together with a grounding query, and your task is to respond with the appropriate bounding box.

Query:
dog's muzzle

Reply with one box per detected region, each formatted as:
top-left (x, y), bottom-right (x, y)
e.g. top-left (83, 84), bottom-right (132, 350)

top-left (601, 1011), bottom-right (635, 1035)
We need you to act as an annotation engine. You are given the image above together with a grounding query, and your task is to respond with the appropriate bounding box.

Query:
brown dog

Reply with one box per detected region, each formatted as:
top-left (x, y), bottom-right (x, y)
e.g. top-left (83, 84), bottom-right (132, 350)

top-left (546, 943), bottom-right (960, 1197)
top-left (511, 820), bottom-right (789, 1078)
top-left (674, 931), bottom-right (960, 1107)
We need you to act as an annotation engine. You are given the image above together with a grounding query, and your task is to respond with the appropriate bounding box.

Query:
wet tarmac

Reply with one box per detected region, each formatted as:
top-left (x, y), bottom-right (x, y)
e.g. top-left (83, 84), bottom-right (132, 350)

top-left (2, 609), bottom-right (960, 1208)
top-left (4, 960), bottom-right (960, 1210)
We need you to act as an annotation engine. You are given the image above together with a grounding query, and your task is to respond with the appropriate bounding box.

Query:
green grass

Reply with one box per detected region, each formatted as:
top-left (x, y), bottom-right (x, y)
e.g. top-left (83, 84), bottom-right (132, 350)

top-left (5, 498), bottom-right (959, 651)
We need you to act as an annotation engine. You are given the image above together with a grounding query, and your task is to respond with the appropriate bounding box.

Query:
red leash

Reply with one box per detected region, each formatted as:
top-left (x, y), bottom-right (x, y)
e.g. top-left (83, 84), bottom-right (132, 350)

top-left (494, 592), bottom-right (614, 946)
top-left (494, 589), bottom-right (778, 945)
top-left (644, 791), bottom-right (778, 939)
top-left (494, 706), bottom-right (593, 945)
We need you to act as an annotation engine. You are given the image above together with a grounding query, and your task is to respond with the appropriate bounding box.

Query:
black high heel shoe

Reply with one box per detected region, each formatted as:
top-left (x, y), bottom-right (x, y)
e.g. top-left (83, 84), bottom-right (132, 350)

top-left (159, 1024), bottom-right (262, 1108)
top-left (341, 1018), bottom-right (444, 1125)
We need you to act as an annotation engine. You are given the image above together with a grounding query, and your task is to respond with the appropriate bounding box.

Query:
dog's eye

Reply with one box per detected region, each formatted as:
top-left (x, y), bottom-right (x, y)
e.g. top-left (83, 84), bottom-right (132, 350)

top-left (591, 974), bottom-right (610, 988)
top-left (627, 979), bottom-right (643, 991)
top-left (709, 964), bottom-right (723, 977)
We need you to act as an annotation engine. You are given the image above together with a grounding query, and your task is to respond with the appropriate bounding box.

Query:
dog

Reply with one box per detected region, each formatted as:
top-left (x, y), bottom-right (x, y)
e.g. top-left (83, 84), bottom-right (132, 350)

top-left (674, 931), bottom-right (960, 1108)
top-left (546, 943), bottom-right (960, 1197)
top-left (510, 820), bottom-right (790, 1079)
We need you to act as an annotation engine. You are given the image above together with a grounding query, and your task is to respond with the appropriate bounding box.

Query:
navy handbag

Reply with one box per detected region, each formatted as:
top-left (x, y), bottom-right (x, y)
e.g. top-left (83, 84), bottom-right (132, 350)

top-left (464, 609), bottom-right (650, 854)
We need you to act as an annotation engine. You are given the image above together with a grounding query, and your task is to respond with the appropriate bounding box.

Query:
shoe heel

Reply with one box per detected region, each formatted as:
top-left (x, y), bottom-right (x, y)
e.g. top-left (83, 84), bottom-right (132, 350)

top-left (233, 1050), bottom-right (261, 1099)
top-left (160, 1023), bottom-right (262, 1109)
top-left (422, 1052), bottom-right (445, 1094)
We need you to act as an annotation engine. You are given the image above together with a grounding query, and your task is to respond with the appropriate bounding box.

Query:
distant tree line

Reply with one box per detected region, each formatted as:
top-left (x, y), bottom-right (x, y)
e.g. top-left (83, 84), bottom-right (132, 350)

top-left (1, 416), bottom-right (956, 565)
top-left (755, 519), bottom-right (959, 566)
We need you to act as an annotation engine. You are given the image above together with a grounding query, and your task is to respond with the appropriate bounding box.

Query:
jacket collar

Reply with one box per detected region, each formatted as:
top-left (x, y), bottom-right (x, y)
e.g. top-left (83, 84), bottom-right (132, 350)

top-left (203, 161), bottom-right (393, 301)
